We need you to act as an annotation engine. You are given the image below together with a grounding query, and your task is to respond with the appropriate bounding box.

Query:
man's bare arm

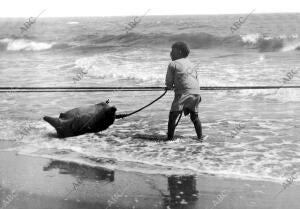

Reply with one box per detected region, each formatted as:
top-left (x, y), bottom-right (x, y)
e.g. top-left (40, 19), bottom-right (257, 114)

top-left (165, 63), bottom-right (175, 90)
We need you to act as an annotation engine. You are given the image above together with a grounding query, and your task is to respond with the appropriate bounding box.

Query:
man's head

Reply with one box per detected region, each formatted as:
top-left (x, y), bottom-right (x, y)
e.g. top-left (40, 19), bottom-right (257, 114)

top-left (170, 41), bottom-right (190, 61)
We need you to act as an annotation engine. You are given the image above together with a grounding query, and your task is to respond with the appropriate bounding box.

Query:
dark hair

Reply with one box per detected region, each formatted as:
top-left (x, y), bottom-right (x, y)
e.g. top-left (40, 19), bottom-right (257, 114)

top-left (172, 41), bottom-right (190, 58)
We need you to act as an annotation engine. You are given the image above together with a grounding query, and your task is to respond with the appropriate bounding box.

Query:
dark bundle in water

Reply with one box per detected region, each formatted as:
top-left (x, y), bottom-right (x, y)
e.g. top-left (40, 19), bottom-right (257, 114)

top-left (43, 101), bottom-right (116, 138)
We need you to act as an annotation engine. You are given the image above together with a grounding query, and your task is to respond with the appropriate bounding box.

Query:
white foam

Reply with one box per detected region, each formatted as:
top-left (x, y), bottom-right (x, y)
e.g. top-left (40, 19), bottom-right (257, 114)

top-left (67, 21), bottom-right (80, 25)
top-left (241, 33), bottom-right (260, 46)
top-left (1, 38), bottom-right (54, 51)
top-left (281, 41), bottom-right (300, 52)
top-left (73, 54), bottom-right (165, 84)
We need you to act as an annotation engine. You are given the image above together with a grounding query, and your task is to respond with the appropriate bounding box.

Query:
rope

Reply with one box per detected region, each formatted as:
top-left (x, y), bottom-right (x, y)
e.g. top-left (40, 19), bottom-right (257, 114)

top-left (0, 85), bottom-right (300, 92)
top-left (174, 112), bottom-right (183, 127)
top-left (115, 89), bottom-right (167, 119)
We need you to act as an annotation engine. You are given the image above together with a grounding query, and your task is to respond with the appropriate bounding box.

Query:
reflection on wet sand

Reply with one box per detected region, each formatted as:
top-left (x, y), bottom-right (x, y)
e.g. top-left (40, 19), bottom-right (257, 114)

top-left (42, 160), bottom-right (199, 208)
top-left (43, 160), bottom-right (114, 182)
top-left (164, 175), bottom-right (198, 208)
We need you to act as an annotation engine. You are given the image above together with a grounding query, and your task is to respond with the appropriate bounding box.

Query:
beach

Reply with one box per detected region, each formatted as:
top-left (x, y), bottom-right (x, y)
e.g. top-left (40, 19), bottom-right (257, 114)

top-left (0, 14), bottom-right (300, 209)
top-left (0, 142), bottom-right (299, 209)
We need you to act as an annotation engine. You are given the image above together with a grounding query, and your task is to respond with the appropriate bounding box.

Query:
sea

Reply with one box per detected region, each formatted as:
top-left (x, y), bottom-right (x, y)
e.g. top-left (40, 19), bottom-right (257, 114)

top-left (0, 13), bottom-right (299, 183)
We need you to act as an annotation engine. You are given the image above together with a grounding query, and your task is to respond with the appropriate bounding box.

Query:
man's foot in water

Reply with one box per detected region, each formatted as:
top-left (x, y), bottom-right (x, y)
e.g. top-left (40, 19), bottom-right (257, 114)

top-left (196, 135), bottom-right (207, 142)
top-left (164, 136), bottom-right (174, 141)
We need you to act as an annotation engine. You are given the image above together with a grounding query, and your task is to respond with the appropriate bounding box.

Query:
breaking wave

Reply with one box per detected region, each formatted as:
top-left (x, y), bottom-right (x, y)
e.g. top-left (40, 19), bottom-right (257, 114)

top-left (240, 33), bottom-right (300, 52)
top-left (1, 32), bottom-right (300, 52)
top-left (0, 38), bottom-right (54, 51)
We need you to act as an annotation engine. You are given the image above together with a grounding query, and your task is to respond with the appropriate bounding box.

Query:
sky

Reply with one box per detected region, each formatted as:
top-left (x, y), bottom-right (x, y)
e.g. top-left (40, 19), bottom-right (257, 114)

top-left (0, 0), bottom-right (299, 17)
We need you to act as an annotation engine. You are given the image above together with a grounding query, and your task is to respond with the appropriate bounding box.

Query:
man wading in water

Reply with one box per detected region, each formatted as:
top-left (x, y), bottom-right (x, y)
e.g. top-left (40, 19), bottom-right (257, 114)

top-left (165, 42), bottom-right (203, 141)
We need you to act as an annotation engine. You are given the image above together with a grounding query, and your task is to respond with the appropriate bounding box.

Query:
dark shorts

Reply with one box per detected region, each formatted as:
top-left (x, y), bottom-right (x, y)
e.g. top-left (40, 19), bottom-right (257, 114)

top-left (170, 94), bottom-right (201, 114)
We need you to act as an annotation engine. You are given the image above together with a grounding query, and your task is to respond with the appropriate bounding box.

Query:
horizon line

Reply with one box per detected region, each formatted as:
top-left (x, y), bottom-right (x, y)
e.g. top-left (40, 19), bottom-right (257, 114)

top-left (1, 11), bottom-right (300, 18)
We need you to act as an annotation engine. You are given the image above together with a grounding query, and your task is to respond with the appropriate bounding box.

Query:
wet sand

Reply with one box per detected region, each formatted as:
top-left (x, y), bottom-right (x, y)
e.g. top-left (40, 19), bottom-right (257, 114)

top-left (0, 142), bottom-right (299, 209)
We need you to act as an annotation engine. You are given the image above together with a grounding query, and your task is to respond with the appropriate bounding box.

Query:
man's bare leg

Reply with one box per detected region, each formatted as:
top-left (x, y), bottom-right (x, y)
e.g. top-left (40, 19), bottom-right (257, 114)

top-left (190, 112), bottom-right (202, 140)
top-left (167, 111), bottom-right (182, 140)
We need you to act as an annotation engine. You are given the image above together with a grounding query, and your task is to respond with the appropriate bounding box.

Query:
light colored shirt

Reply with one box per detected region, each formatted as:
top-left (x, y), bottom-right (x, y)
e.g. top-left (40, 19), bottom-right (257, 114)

top-left (165, 58), bottom-right (200, 95)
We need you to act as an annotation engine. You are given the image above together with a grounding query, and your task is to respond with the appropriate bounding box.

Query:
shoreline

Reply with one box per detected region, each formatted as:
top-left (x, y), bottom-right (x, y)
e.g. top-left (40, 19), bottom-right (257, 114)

top-left (0, 147), bottom-right (299, 209)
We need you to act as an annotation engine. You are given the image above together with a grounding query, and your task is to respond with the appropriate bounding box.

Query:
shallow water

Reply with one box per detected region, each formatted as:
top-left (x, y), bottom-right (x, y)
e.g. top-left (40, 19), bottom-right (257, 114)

top-left (0, 14), bottom-right (299, 182)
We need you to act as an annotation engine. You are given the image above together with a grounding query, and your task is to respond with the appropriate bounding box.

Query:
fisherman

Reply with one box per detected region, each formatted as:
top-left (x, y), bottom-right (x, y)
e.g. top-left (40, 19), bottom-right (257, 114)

top-left (165, 41), bottom-right (202, 140)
